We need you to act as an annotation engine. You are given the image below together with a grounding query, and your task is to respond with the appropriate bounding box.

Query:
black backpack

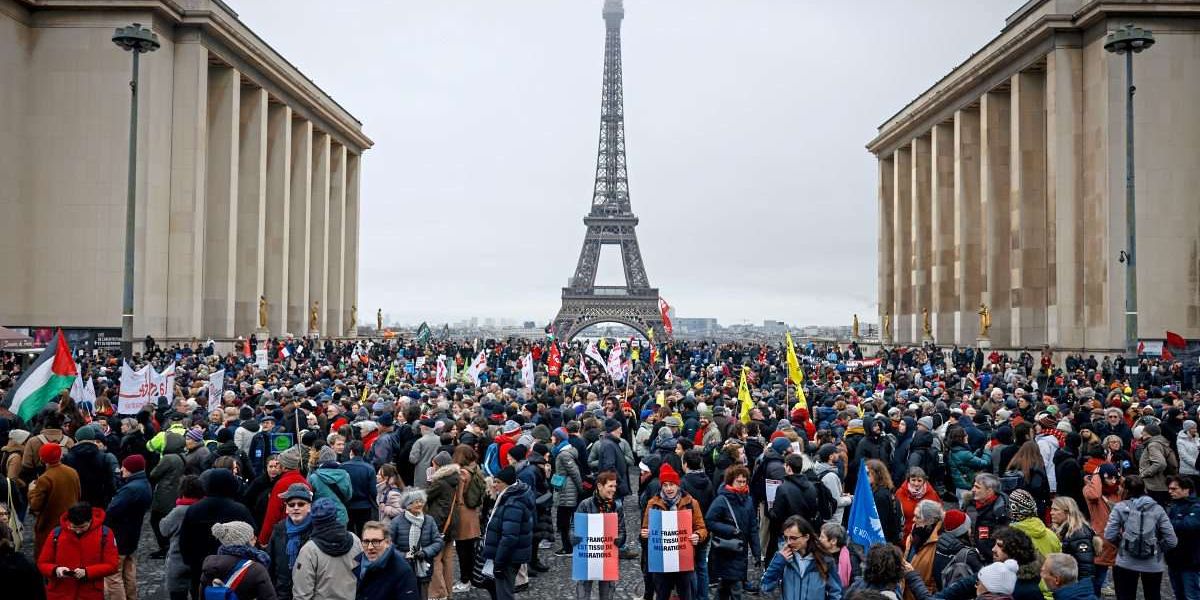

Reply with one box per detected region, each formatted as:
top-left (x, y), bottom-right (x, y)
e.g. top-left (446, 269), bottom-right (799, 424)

top-left (804, 470), bottom-right (838, 523)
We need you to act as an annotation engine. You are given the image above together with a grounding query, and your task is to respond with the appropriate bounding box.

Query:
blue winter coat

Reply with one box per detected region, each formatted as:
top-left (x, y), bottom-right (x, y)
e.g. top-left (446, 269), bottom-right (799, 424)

top-left (1051, 579), bottom-right (1098, 600)
top-left (387, 513), bottom-right (445, 583)
top-left (1167, 495), bottom-right (1200, 570)
top-left (340, 458), bottom-right (378, 511)
top-left (705, 486), bottom-right (761, 581)
top-left (481, 480), bottom-right (535, 567)
top-left (355, 546), bottom-right (420, 600)
top-left (105, 471), bottom-right (152, 555)
top-left (761, 551), bottom-right (842, 600)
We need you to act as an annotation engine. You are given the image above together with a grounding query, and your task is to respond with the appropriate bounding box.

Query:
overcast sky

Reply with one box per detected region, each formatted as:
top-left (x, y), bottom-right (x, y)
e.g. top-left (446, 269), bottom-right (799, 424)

top-left (230, 0), bottom-right (1022, 328)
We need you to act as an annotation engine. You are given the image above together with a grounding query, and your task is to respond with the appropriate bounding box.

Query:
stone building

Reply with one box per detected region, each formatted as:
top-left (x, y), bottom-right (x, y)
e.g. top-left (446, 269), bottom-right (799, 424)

top-left (0, 0), bottom-right (371, 344)
top-left (868, 0), bottom-right (1200, 351)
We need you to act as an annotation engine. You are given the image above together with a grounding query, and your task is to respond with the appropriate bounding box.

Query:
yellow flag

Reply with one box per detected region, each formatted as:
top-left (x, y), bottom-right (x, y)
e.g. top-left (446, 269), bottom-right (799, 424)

top-left (656, 390), bottom-right (666, 407)
top-left (738, 366), bottom-right (752, 424)
top-left (632, 346), bottom-right (640, 361)
top-left (599, 338), bottom-right (608, 351)
top-left (384, 362), bottom-right (397, 385)
top-left (785, 333), bottom-right (808, 411)
top-left (647, 328), bottom-right (655, 343)
top-left (359, 385), bottom-right (370, 405)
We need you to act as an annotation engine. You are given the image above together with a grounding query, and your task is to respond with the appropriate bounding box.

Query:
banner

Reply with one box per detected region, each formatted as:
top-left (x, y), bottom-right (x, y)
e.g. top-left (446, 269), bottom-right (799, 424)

top-left (547, 343), bottom-right (562, 377)
top-left (572, 513), bottom-right (618, 581)
top-left (848, 460), bottom-right (886, 548)
top-left (208, 369), bottom-right (226, 413)
top-left (521, 352), bottom-right (536, 390)
top-left (117, 361), bottom-right (175, 414)
top-left (647, 509), bottom-right (694, 573)
top-left (584, 340), bottom-right (606, 368)
top-left (435, 356), bottom-right (448, 387)
top-left (255, 349), bottom-right (268, 370)
top-left (467, 350), bottom-right (488, 386)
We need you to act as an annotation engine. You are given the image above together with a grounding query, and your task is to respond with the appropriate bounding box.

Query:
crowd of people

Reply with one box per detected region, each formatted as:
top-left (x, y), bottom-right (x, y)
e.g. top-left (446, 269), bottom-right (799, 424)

top-left (0, 334), bottom-right (1196, 600)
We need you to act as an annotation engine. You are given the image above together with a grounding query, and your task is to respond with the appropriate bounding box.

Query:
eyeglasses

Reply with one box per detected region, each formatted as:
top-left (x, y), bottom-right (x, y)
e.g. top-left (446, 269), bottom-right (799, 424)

top-left (362, 538), bottom-right (387, 547)
top-left (286, 502), bottom-right (310, 508)
top-left (783, 534), bottom-right (807, 542)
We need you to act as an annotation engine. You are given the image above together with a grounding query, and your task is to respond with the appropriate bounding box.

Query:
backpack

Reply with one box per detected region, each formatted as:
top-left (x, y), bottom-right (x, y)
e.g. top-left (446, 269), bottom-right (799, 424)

top-left (203, 559), bottom-right (254, 600)
top-left (51, 525), bottom-right (110, 557)
top-left (1121, 503), bottom-right (1160, 560)
top-left (940, 547), bottom-right (978, 590)
top-left (999, 470), bottom-right (1023, 494)
top-left (804, 470), bottom-right (838, 523)
top-left (482, 442), bottom-right (502, 477)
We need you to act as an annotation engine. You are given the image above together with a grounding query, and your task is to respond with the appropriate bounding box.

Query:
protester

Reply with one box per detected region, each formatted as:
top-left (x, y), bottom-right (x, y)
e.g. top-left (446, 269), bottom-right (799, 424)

top-left (967, 472), bottom-right (1010, 559)
top-left (1009, 489), bottom-right (1062, 559)
top-left (28, 442), bottom-right (81, 554)
top-left (340, 440), bottom-right (378, 536)
top-left (388, 489), bottom-right (443, 600)
top-left (1049, 497), bottom-right (1095, 587)
top-left (103, 454), bottom-right (151, 600)
top-left (905, 499), bottom-right (943, 593)
top-left (451, 445), bottom-right (485, 594)
top-left (180, 469), bottom-right (256, 596)
top-left (933, 508), bottom-right (985, 591)
top-left (1166, 475), bottom-right (1200, 600)
top-left (643, 462), bottom-right (706, 600)
top-left (266, 483), bottom-right (314, 600)
top-left (293, 497), bottom-right (363, 600)
top-left (896, 467), bottom-right (940, 541)
top-left (817, 522), bottom-right (861, 590)
top-left (158, 475), bottom-right (204, 600)
top-left (1103, 474), bottom-right (1177, 600)
top-left (0, 521), bottom-right (41, 599)
top-left (866, 458), bottom-right (903, 544)
top-left (991, 527), bottom-right (1047, 600)
top-left (201, 521), bottom-right (276, 600)
top-left (308, 446), bottom-right (352, 525)
top-left (259, 445), bottom-right (310, 546)
top-left (356, 520), bottom-right (420, 600)
top-left (1040, 553), bottom-right (1096, 600)
top-left (574, 470), bottom-right (626, 600)
top-left (481, 466), bottom-right (535, 600)
top-left (761, 515), bottom-right (842, 600)
top-left (425, 451), bottom-right (459, 600)
top-left (1083, 463), bottom-right (1121, 595)
top-left (705, 465), bottom-right (759, 600)
top-left (36, 502), bottom-right (118, 600)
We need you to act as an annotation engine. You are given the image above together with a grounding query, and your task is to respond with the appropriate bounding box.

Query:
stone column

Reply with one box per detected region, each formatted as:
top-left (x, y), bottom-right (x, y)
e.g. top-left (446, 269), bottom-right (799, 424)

top-left (980, 89), bottom-right (1011, 348)
top-left (878, 156), bottom-right (895, 342)
top-left (954, 108), bottom-right (982, 344)
top-left (264, 103), bottom-right (292, 336)
top-left (931, 123), bottom-right (955, 343)
top-left (202, 65), bottom-right (240, 339)
top-left (1010, 70), bottom-right (1048, 347)
top-left (911, 135), bottom-right (932, 342)
top-left (1047, 38), bottom-right (1083, 348)
top-left (345, 153), bottom-right (361, 336)
top-left (236, 85), bottom-right (268, 338)
top-left (166, 36), bottom-right (208, 339)
top-left (327, 143), bottom-right (346, 336)
top-left (287, 119), bottom-right (312, 336)
top-left (892, 146), bottom-right (912, 343)
top-left (309, 131), bottom-right (330, 335)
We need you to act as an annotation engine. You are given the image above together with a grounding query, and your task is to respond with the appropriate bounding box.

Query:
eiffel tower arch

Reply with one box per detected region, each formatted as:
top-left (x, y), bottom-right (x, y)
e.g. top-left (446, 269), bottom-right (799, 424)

top-left (552, 0), bottom-right (664, 342)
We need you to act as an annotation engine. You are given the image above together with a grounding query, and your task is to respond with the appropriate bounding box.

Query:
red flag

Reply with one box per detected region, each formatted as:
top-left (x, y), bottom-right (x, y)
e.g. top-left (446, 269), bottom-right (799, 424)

top-left (1163, 347), bottom-right (1175, 361)
top-left (659, 298), bottom-right (673, 338)
top-left (547, 343), bottom-right (562, 377)
top-left (1167, 331), bottom-right (1187, 350)
top-left (1137, 341), bottom-right (1145, 355)
top-left (243, 339), bottom-right (251, 358)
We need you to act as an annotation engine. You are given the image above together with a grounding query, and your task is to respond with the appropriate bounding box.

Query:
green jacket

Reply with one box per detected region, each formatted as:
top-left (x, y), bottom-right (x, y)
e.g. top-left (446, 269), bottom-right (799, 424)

top-left (146, 423), bottom-right (187, 455)
top-left (948, 443), bottom-right (990, 490)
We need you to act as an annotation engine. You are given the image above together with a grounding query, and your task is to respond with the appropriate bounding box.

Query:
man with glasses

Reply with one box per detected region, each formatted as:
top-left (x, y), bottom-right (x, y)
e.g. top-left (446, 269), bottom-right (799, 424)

top-left (355, 520), bottom-right (419, 600)
top-left (1166, 477), bottom-right (1200, 600)
top-left (267, 483), bottom-right (315, 600)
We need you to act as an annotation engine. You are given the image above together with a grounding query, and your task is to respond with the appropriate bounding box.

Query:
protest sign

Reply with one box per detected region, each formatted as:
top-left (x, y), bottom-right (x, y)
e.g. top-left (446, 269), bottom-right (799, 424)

top-left (572, 513), bottom-right (619, 581)
top-left (765, 479), bottom-right (782, 510)
top-left (647, 509), bottom-right (694, 573)
top-left (208, 369), bottom-right (226, 412)
top-left (118, 361), bottom-right (175, 414)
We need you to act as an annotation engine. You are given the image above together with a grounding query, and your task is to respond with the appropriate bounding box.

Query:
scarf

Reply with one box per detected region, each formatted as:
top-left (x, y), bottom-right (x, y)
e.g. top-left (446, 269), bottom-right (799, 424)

top-left (837, 546), bottom-right (852, 588)
top-left (906, 479), bottom-right (927, 499)
top-left (404, 510), bottom-right (429, 578)
top-left (724, 484), bottom-right (749, 495)
top-left (659, 488), bottom-right (680, 509)
top-left (553, 439), bottom-right (571, 458)
top-left (358, 547), bottom-right (392, 583)
top-left (218, 544), bottom-right (271, 567)
top-left (311, 516), bottom-right (353, 557)
top-left (176, 497), bottom-right (200, 507)
top-left (285, 516), bottom-right (312, 569)
top-left (594, 495), bottom-right (615, 514)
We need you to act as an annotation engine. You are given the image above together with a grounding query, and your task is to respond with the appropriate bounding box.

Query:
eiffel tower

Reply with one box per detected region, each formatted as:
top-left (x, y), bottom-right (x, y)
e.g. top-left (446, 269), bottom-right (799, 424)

top-left (552, 0), bottom-right (664, 342)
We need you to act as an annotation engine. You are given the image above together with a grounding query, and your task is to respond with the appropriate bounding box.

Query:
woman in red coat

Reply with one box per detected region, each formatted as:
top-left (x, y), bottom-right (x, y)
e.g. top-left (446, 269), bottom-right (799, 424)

top-left (895, 466), bottom-right (941, 541)
top-left (37, 503), bottom-right (118, 600)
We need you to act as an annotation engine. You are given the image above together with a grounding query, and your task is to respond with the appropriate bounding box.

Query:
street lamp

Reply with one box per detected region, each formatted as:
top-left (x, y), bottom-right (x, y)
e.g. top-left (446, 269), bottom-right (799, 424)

top-left (112, 23), bottom-right (159, 359)
top-left (1104, 23), bottom-right (1154, 370)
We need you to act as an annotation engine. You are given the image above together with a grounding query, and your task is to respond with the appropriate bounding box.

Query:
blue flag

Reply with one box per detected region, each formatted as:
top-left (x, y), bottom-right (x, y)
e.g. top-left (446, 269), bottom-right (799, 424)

top-left (847, 460), bottom-right (886, 549)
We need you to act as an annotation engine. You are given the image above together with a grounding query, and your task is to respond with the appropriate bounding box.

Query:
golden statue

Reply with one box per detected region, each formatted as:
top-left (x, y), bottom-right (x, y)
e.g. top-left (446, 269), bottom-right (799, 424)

top-left (882, 312), bottom-right (891, 338)
top-left (309, 300), bottom-right (320, 331)
top-left (350, 305), bottom-right (358, 328)
top-left (852, 314), bottom-right (860, 338)
top-left (258, 295), bottom-right (268, 329)
top-left (978, 303), bottom-right (991, 336)
top-left (922, 308), bottom-right (932, 337)
top-left (377, 308), bottom-right (383, 331)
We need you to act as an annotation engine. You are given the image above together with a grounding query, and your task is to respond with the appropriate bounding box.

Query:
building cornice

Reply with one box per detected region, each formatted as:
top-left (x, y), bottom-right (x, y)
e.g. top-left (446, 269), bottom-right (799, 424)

top-left (866, 0), bottom-right (1200, 157)
top-left (18, 0), bottom-right (373, 152)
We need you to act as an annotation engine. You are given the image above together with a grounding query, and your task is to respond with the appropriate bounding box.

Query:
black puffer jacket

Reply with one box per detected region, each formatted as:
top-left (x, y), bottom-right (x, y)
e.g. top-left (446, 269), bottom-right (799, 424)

top-left (1059, 523), bottom-right (1096, 580)
top-left (481, 480), bottom-right (535, 567)
top-left (179, 469), bottom-right (256, 573)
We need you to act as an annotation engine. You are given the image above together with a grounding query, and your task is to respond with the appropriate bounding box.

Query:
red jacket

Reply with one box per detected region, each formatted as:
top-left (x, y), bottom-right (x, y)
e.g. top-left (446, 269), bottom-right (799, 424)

top-left (37, 507), bottom-right (119, 600)
top-left (895, 483), bottom-right (941, 541)
top-left (257, 470), bottom-right (310, 546)
top-left (493, 432), bottom-right (519, 469)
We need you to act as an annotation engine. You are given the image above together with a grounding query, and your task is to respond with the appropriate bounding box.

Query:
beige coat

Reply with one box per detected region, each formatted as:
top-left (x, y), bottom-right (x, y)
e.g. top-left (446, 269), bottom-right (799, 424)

top-left (292, 534), bottom-right (363, 600)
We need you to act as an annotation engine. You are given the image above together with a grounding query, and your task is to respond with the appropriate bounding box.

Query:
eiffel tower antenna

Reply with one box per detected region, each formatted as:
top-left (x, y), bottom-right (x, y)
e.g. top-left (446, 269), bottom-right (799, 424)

top-left (552, 0), bottom-right (664, 342)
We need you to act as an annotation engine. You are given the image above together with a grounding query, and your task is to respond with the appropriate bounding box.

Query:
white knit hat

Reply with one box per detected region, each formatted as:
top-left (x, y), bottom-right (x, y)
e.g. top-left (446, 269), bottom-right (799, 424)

top-left (977, 559), bottom-right (1019, 594)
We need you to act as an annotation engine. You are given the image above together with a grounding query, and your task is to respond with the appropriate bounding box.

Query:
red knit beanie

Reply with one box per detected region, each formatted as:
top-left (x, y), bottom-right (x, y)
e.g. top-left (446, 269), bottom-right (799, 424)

top-left (39, 442), bottom-right (62, 466)
top-left (659, 463), bottom-right (680, 485)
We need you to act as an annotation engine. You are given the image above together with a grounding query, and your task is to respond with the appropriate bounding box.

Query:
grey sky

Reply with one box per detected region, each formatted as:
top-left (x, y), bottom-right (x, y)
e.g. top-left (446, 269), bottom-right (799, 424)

top-left (230, 0), bottom-right (1022, 327)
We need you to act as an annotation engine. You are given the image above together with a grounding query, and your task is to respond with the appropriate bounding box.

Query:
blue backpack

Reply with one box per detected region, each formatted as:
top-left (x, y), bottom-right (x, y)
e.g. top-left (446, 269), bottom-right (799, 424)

top-left (482, 442), bottom-right (502, 477)
top-left (203, 560), bottom-right (254, 600)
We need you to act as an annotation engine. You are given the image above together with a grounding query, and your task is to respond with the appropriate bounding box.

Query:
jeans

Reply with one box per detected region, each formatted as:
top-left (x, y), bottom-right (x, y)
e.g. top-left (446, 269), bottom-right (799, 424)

top-left (653, 572), bottom-right (693, 600)
top-left (1093, 565), bottom-right (1109, 596)
top-left (493, 563), bottom-right (520, 600)
top-left (576, 580), bottom-right (617, 600)
top-left (1169, 568), bottom-right (1200, 600)
top-left (716, 579), bottom-right (743, 600)
top-left (691, 543), bottom-right (710, 600)
top-left (1113, 565), bottom-right (1163, 600)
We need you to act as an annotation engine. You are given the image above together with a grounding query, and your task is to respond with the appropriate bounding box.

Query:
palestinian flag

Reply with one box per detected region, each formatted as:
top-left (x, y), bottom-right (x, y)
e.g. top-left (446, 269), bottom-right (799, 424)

top-left (4, 329), bottom-right (77, 420)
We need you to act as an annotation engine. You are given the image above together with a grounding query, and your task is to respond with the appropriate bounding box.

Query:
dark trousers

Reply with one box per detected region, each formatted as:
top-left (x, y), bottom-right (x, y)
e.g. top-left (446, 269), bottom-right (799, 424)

top-left (653, 572), bottom-right (693, 600)
top-left (150, 509), bottom-right (168, 552)
top-left (1113, 565), bottom-right (1163, 600)
top-left (348, 507), bottom-right (373, 537)
top-left (491, 563), bottom-right (520, 600)
top-left (557, 506), bottom-right (575, 550)
top-left (458, 538), bottom-right (478, 583)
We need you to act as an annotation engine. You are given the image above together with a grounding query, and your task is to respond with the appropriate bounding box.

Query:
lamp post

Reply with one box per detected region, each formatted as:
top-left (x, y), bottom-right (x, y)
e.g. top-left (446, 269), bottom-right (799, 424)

top-left (112, 23), bottom-right (159, 359)
top-left (1104, 23), bottom-right (1154, 369)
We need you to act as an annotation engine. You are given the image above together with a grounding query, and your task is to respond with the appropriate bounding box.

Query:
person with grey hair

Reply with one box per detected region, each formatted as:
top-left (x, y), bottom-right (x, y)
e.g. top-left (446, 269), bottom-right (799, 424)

top-left (817, 521), bottom-right (861, 589)
top-left (907, 499), bottom-right (945, 593)
top-left (1040, 553), bottom-right (1096, 599)
top-left (966, 472), bottom-right (1010, 559)
top-left (388, 488), bottom-right (444, 600)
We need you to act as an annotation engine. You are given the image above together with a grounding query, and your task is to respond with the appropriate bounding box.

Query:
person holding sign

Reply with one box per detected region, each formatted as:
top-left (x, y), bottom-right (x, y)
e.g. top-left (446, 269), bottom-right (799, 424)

top-left (705, 466), bottom-right (761, 600)
top-left (572, 470), bottom-right (625, 600)
top-left (642, 463), bottom-right (707, 600)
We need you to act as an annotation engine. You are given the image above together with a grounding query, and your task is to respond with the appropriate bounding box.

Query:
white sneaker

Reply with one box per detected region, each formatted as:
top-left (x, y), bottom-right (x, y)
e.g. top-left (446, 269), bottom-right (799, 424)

top-left (539, 539), bottom-right (553, 549)
top-left (452, 583), bottom-right (472, 593)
